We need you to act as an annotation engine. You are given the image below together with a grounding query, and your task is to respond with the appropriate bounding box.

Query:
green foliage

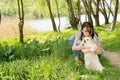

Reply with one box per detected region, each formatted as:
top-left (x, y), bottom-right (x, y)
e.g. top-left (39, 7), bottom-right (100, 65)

top-left (0, 0), bottom-right (68, 19)
top-left (1, 0), bottom-right (120, 19)
top-left (95, 23), bottom-right (120, 52)
top-left (0, 25), bottom-right (120, 79)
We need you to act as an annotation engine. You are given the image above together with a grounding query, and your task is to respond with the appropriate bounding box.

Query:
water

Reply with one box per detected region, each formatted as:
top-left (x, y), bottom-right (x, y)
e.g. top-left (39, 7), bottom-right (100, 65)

top-left (25, 14), bottom-right (120, 32)
top-left (25, 17), bottom-right (70, 32)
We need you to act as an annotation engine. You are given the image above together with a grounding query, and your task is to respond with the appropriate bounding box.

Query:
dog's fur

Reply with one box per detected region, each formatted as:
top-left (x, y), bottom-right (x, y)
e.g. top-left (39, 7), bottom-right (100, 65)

top-left (79, 37), bottom-right (104, 72)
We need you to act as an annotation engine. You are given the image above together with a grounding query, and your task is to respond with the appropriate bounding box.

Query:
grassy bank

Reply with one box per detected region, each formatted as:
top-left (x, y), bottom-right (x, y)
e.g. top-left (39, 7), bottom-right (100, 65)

top-left (0, 23), bottom-right (120, 79)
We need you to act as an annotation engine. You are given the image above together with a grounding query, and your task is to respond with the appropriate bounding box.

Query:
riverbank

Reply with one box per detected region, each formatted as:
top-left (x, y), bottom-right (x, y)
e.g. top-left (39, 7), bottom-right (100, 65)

top-left (1, 14), bottom-right (120, 40)
top-left (0, 17), bottom-right (37, 40)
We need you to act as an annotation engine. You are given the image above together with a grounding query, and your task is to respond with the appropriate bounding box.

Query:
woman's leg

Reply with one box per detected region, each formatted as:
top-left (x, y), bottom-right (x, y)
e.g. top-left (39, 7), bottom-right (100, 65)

top-left (70, 35), bottom-right (80, 62)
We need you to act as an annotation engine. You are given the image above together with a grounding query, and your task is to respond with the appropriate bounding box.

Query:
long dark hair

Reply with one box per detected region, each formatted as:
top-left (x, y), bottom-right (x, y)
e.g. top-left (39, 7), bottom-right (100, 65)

top-left (80, 22), bottom-right (98, 40)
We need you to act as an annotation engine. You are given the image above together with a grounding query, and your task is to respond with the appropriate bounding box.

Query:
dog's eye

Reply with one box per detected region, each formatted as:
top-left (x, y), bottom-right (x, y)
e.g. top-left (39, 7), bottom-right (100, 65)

top-left (87, 39), bottom-right (89, 41)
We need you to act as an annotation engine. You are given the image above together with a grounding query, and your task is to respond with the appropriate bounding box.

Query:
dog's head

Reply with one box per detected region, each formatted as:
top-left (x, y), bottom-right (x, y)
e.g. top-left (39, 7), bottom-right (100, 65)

top-left (81, 37), bottom-right (97, 51)
top-left (82, 37), bottom-right (92, 44)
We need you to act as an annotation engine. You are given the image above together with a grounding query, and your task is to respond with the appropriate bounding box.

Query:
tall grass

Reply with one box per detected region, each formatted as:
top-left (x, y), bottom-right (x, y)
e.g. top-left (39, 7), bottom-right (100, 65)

top-left (0, 21), bottom-right (120, 79)
top-left (0, 36), bottom-right (120, 79)
top-left (0, 17), bottom-right (37, 40)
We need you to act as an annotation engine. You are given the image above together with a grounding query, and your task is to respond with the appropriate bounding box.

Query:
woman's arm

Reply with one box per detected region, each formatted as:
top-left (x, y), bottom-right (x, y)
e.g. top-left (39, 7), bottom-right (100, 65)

top-left (94, 33), bottom-right (105, 54)
top-left (95, 41), bottom-right (102, 54)
top-left (72, 36), bottom-right (85, 50)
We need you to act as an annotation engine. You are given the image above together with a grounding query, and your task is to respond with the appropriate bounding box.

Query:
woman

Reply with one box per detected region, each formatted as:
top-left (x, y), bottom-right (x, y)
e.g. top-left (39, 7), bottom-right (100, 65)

top-left (70, 22), bottom-right (105, 63)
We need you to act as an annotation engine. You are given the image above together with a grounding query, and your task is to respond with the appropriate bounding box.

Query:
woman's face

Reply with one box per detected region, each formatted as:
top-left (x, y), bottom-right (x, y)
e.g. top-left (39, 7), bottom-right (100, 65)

top-left (82, 27), bottom-right (91, 37)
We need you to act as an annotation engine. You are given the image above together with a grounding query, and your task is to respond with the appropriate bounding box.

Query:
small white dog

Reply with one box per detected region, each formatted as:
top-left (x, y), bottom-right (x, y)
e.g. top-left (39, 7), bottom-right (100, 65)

top-left (79, 37), bottom-right (104, 72)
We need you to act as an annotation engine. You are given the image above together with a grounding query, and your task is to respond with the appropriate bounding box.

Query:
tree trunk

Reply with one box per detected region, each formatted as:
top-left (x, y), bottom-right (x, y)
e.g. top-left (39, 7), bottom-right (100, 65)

top-left (95, 0), bottom-right (100, 26)
top-left (0, 12), bottom-right (1, 24)
top-left (91, 0), bottom-right (100, 26)
top-left (82, 0), bottom-right (93, 25)
top-left (104, 13), bottom-right (109, 24)
top-left (66, 0), bottom-right (79, 30)
top-left (110, 0), bottom-right (119, 31)
top-left (46, 0), bottom-right (57, 31)
top-left (99, 0), bottom-right (113, 24)
top-left (17, 0), bottom-right (24, 43)
top-left (94, 14), bottom-right (99, 26)
top-left (105, 0), bottom-right (114, 17)
top-left (77, 0), bottom-right (82, 26)
top-left (55, 0), bottom-right (61, 32)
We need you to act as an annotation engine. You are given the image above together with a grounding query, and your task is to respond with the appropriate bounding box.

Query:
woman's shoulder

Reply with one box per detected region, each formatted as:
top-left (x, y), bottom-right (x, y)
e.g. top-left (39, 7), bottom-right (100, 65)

top-left (94, 31), bottom-right (98, 37)
top-left (93, 32), bottom-right (99, 41)
top-left (77, 30), bottom-right (82, 34)
top-left (76, 30), bottom-right (81, 37)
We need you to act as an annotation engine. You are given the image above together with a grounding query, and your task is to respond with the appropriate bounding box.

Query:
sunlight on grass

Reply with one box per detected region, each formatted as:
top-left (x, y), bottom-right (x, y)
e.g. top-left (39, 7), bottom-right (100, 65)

top-left (0, 21), bottom-right (120, 79)
top-left (97, 23), bottom-right (120, 52)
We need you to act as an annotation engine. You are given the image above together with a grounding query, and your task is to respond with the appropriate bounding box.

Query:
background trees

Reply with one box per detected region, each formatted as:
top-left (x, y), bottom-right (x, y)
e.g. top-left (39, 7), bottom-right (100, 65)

top-left (0, 0), bottom-right (119, 26)
top-left (0, 0), bottom-right (120, 42)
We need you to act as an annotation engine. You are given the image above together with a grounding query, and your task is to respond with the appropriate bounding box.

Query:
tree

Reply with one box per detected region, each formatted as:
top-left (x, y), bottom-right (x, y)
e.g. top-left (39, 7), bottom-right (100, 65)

top-left (82, 0), bottom-right (93, 25)
top-left (55, 0), bottom-right (61, 32)
top-left (82, 0), bottom-right (100, 26)
top-left (110, 0), bottom-right (119, 31)
top-left (17, 0), bottom-right (24, 43)
top-left (92, 0), bottom-right (100, 26)
top-left (77, 0), bottom-right (82, 26)
top-left (46, 0), bottom-right (57, 31)
top-left (66, 0), bottom-right (79, 30)
top-left (99, 0), bottom-right (113, 24)
top-left (0, 12), bottom-right (1, 24)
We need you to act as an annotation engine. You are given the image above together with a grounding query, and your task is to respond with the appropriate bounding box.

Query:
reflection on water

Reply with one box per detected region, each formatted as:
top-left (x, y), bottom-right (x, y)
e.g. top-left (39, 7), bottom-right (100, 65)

top-left (25, 14), bottom-right (120, 32)
top-left (25, 17), bottom-right (70, 32)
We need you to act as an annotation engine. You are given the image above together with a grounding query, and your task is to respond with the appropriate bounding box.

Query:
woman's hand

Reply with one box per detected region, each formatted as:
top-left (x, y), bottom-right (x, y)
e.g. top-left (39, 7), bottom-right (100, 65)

top-left (79, 45), bottom-right (86, 49)
top-left (81, 46), bottom-right (91, 54)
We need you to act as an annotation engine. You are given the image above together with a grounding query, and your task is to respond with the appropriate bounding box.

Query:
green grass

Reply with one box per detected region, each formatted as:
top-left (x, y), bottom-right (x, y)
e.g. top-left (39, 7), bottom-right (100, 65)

top-left (95, 23), bottom-right (120, 52)
top-left (0, 23), bottom-right (120, 80)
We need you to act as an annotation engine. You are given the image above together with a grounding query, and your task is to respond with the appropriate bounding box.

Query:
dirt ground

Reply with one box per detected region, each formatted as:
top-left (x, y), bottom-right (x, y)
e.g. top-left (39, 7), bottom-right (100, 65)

top-left (104, 51), bottom-right (120, 70)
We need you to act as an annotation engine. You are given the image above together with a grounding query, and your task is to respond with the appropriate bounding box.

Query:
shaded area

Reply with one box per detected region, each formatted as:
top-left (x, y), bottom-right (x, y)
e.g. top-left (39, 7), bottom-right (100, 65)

top-left (0, 36), bottom-right (71, 62)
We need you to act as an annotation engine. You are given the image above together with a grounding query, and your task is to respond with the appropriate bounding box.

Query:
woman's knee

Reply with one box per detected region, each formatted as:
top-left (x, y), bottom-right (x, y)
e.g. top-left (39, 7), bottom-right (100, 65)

top-left (70, 35), bottom-right (75, 46)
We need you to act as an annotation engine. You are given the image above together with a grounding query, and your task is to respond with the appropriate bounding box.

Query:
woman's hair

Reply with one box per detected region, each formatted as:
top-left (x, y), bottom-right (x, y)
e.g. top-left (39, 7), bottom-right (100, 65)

top-left (80, 22), bottom-right (97, 40)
